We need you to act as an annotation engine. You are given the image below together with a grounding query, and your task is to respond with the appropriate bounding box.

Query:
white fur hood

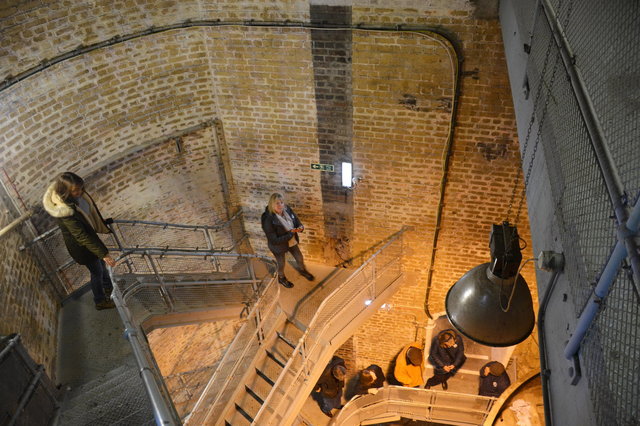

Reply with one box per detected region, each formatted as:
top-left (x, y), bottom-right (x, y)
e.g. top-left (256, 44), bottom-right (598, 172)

top-left (43, 183), bottom-right (74, 218)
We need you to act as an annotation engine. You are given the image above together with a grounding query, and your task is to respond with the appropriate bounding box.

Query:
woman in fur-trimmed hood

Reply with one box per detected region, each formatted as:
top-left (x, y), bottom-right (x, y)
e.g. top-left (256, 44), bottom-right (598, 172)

top-left (43, 172), bottom-right (116, 310)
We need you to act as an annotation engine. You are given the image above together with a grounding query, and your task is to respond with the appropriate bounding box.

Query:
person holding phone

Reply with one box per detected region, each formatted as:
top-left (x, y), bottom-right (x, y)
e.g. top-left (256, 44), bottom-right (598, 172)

top-left (261, 193), bottom-right (314, 288)
top-left (43, 172), bottom-right (117, 310)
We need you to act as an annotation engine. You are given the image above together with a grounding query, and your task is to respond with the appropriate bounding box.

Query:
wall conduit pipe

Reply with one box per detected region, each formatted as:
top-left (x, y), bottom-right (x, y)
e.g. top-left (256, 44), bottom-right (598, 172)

top-left (537, 254), bottom-right (564, 426)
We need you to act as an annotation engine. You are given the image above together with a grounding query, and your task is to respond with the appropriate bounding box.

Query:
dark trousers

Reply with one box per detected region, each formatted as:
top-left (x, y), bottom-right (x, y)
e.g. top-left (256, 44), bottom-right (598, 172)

top-left (319, 394), bottom-right (342, 413)
top-left (85, 258), bottom-right (114, 303)
top-left (425, 372), bottom-right (454, 387)
top-left (273, 244), bottom-right (306, 279)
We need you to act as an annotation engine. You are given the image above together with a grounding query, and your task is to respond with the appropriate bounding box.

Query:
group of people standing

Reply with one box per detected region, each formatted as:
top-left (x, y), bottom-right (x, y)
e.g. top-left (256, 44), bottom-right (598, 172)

top-left (313, 329), bottom-right (511, 418)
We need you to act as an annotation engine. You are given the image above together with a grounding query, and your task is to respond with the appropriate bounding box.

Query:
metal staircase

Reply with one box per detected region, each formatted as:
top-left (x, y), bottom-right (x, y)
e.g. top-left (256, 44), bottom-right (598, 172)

top-left (26, 213), bottom-right (410, 426)
top-left (187, 227), bottom-right (409, 426)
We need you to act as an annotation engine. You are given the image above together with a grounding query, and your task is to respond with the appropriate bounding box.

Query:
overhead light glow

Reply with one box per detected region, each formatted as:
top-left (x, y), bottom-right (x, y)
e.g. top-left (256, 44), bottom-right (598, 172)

top-left (342, 162), bottom-right (353, 188)
top-left (364, 299), bottom-right (372, 306)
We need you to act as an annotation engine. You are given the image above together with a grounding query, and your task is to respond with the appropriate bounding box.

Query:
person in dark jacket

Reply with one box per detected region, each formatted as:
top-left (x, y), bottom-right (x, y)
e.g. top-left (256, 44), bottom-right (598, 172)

top-left (313, 356), bottom-right (346, 418)
top-left (353, 364), bottom-right (385, 397)
top-left (479, 361), bottom-right (511, 397)
top-left (43, 172), bottom-right (116, 310)
top-left (425, 329), bottom-right (466, 390)
top-left (260, 193), bottom-right (314, 288)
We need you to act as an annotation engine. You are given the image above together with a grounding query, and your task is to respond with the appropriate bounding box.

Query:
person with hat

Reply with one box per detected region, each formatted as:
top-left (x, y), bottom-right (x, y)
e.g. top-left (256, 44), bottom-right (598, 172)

top-left (425, 329), bottom-right (466, 390)
top-left (313, 356), bottom-right (347, 417)
top-left (394, 342), bottom-right (424, 387)
top-left (479, 361), bottom-right (511, 397)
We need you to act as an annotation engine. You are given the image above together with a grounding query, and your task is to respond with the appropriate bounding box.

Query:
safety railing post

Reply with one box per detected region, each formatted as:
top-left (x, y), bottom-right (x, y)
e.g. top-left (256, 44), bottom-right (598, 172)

top-left (145, 252), bottom-right (175, 312)
top-left (203, 228), bottom-right (214, 251)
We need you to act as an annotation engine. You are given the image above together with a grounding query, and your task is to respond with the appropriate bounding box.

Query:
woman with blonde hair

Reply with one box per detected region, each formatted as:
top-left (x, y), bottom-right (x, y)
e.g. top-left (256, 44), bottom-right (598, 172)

top-left (261, 193), bottom-right (314, 288)
top-left (43, 172), bottom-right (116, 310)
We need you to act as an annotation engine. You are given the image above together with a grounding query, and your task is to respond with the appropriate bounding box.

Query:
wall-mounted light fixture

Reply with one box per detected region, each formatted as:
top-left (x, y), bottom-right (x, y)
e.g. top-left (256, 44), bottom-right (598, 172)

top-left (342, 162), bottom-right (353, 188)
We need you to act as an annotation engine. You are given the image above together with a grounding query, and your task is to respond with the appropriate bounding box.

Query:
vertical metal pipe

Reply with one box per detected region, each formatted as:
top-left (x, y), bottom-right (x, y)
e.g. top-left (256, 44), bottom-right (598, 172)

top-left (145, 253), bottom-right (175, 311)
top-left (538, 268), bottom-right (562, 425)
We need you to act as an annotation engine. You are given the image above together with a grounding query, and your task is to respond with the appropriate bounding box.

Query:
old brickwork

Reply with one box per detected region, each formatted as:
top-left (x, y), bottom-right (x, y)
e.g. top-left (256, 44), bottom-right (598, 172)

top-left (347, 5), bottom-right (537, 379)
top-left (84, 126), bottom-right (228, 225)
top-left (0, 27), bottom-right (217, 208)
top-left (147, 319), bottom-right (245, 416)
top-left (205, 26), bottom-right (328, 262)
top-left (0, 0), bottom-right (539, 389)
top-left (0, 202), bottom-right (59, 376)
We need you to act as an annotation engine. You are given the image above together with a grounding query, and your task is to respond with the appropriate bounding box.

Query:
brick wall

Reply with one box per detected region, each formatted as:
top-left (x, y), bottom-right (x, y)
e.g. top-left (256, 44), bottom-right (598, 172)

top-left (0, 197), bottom-right (59, 377)
top-left (83, 126), bottom-right (228, 225)
top-left (346, 5), bottom-right (537, 379)
top-left (0, 0), bottom-right (539, 389)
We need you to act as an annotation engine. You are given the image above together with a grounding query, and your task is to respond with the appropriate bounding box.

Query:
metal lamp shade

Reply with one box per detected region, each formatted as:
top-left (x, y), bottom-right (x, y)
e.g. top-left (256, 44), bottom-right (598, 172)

top-left (445, 262), bottom-right (535, 347)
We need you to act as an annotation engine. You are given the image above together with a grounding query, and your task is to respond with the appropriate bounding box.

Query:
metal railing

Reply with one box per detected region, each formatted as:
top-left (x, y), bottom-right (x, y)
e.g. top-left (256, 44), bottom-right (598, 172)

top-left (107, 249), bottom-right (277, 426)
top-left (331, 386), bottom-right (495, 426)
top-left (252, 227), bottom-right (408, 425)
top-left (112, 250), bottom-right (275, 328)
top-left (185, 278), bottom-right (282, 425)
top-left (21, 211), bottom-right (247, 293)
top-left (24, 210), bottom-right (279, 425)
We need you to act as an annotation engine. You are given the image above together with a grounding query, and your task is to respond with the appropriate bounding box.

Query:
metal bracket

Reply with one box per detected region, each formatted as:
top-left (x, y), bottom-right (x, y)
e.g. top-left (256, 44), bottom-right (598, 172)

top-left (567, 353), bottom-right (582, 385)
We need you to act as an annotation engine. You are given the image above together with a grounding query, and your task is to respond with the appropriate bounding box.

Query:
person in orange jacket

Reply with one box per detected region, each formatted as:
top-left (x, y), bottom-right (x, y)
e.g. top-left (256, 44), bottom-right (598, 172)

top-left (393, 342), bottom-right (424, 387)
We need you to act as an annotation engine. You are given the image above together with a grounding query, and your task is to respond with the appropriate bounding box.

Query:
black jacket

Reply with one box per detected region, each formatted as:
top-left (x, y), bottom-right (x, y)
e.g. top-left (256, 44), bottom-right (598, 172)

top-left (43, 184), bottom-right (110, 265)
top-left (314, 356), bottom-right (346, 399)
top-left (261, 205), bottom-right (303, 254)
top-left (479, 362), bottom-right (511, 397)
top-left (428, 329), bottom-right (467, 375)
top-left (354, 364), bottom-right (385, 396)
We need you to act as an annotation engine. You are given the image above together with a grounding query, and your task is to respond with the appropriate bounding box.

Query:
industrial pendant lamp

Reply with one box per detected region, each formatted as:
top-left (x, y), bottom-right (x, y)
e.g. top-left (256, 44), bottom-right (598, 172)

top-left (445, 222), bottom-right (534, 347)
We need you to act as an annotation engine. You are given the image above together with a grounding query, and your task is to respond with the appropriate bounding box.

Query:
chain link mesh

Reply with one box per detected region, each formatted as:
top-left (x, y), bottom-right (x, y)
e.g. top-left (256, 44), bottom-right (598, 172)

top-left (528, 1), bottom-right (640, 424)
top-left (582, 269), bottom-right (640, 426)
top-left (188, 280), bottom-right (281, 425)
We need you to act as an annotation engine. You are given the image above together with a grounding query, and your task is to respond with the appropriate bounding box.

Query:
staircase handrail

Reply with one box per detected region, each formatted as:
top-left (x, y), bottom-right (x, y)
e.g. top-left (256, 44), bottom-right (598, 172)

top-left (109, 248), bottom-right (279, 426)
top-left (20, 210), bottom-right (244, 251)
top-left (109, 268), bottom-right (182, 426)
top-left (185, 275), bottom-right (281, 425)
top-left (330, 385), bottom-right (496, 426)
top-left (254, 226), bottom-right (409, 425)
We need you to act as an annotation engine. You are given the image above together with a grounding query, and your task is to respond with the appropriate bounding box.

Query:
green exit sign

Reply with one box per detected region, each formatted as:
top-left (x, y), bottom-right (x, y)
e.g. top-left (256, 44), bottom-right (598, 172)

top-left (311, 163), bottom-right (334, 172)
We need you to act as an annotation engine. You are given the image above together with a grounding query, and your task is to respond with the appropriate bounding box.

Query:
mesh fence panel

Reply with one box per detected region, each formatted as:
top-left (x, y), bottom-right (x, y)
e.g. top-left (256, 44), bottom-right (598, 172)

top-left (256, 233), bottom-right (405, 425)
top-left (164, 365), bottom-right (218, 420)
top-left (582, 270), bottom-right (640, 426)
top-left (528, 11), bottom-right (616, 312)
top-left (559, 0), bottom-right (640, 201)
top-left (527, 1), bottom-right (640, 425)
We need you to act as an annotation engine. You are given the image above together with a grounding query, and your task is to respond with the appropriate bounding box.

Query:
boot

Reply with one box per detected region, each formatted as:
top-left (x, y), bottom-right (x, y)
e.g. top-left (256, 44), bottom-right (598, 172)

top-left (278, 277), bottom-right (294, 288)
top-left (300, 269), bottom-right (315, 281)
top-left (95, 299), bottom-right (116, 310)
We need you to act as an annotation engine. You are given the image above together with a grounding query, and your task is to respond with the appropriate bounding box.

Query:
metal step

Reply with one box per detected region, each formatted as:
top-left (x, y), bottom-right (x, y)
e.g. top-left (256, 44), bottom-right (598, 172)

top-left (276, 331), bottom-right (296, 349)
top-left (266, 350), bottom-right (286, 368)
top-left (235, 403), bottom-right (254, 423)
top-left (245, 385), bottom-right (264, 404)
top-left (256, 367), bottom-right (275, 386)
